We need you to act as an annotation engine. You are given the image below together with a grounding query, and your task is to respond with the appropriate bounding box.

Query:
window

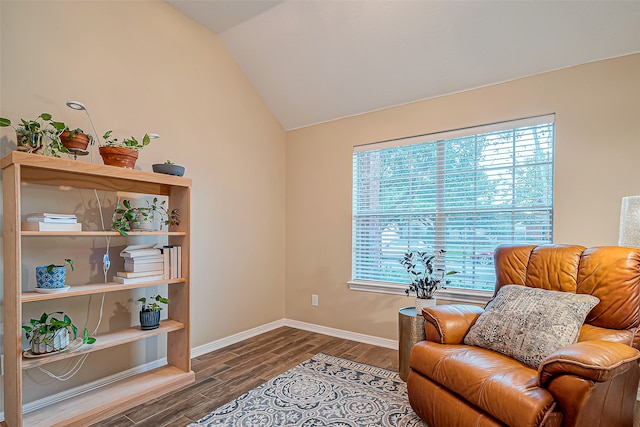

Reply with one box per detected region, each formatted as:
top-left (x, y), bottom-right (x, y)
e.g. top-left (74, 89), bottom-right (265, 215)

top-left (351, 115), bottom-right (554, 301)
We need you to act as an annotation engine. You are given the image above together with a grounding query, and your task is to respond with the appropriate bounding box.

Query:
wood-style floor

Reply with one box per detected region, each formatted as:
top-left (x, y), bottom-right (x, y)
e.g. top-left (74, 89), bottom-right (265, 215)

top-left (89, 326), bottom-right (399, 427)
top-left (73, 325), bottom-right (640, 427)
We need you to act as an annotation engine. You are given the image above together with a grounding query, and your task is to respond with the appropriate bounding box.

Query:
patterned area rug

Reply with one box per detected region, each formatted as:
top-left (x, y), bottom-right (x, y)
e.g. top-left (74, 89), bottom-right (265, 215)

top-left (189, 353), bottom-right (427, 426)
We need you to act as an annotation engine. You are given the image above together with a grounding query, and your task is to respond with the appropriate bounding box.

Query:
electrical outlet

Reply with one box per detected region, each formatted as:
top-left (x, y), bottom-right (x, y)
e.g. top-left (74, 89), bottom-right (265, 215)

top-left (311, 294), bottom-right (319, 306)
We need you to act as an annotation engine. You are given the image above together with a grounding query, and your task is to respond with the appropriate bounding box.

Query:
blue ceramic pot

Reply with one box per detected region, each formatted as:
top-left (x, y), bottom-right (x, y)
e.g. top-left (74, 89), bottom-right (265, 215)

top-left (35, 265), bottom-right (67, 289)
top-left (140, 310), bottom-right (161, 330)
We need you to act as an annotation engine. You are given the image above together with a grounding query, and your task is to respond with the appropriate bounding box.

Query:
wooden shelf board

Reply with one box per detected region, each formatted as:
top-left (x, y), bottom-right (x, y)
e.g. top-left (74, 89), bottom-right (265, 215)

top-left (22, 230), bottom-right (186, 236)
top-left (22, 366), bottom-right (195, 427)
top-left (1, 151), bottom-right (192, 189)
top-left (22, 278), bottom-right (186, 302)
top-left (22, 320), bottom-right (185, 369)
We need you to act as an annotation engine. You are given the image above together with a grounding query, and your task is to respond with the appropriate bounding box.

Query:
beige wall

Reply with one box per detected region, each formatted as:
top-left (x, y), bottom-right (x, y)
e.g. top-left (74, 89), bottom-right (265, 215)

top-left (285, 53), bottom-right (640, 340)
top-left (2, 0), bottom-right (640, 411)
top-left (0, 1), bottom-right (285, 404)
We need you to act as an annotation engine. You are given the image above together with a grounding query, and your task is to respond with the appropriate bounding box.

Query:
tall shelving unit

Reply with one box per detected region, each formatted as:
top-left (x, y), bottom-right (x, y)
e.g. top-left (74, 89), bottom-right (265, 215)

top-left (1, 151), bottom-right (194, 426)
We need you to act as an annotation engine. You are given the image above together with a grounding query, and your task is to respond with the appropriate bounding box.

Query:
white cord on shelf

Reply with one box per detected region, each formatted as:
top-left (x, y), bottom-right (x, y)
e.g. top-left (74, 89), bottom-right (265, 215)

top-left (36, 189), bottom-right (113, 381)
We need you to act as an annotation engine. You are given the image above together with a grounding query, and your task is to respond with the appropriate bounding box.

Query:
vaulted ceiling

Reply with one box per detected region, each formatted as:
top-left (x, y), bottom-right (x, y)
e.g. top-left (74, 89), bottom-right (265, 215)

top-left (167, 1), bottom-right (640, 130)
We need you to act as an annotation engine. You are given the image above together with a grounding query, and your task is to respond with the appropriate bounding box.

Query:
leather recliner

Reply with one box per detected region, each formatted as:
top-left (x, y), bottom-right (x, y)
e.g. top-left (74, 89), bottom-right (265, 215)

top-left (408, 244), bottom-right (640, 427)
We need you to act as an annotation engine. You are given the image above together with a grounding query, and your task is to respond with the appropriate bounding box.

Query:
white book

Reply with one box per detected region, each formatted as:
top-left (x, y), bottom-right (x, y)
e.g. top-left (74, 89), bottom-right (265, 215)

top-left (121, 249), bottom-right (161, 258)
top-left (116, 270), bottom-right (164, 278)
top-left (162, 247), bottom-right (171, 280)
top-left (172, 246), bottom-right (178, 279)
top-left (26, 212), bottom-right (77, 220)
top-left (120, 243), bottom-right (161, 258)
top-left (26, 216), bottom-right (78, 224)
top-left (21, 221), bottom-right (82, 232)
top-left (177, 245), bottom-right (182, 278)
top-left (123, 255), bottom-right (164, 264)
top-left (112, 274), bottom-right (165, 284)
top-left (124, 262), bottom-right (165, 272)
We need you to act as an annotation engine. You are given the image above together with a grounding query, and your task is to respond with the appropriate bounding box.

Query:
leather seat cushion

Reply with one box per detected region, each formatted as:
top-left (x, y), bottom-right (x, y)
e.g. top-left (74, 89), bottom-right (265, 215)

top-left (410, 341), bottom-right (557, 427)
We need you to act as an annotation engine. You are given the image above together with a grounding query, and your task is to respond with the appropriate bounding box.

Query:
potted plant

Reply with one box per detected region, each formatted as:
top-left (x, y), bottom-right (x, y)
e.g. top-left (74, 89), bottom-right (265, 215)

top-left (399, 249), bottom-right (457, 313)
top-left (59, 127), bottom-right (94, 152)
top-left (35, 258), bottom-right (74, 290)
top-left (0, 113), bottom-right (68, 156)
top-left (99, 131), bottom-right (152, 169)
top-left (22, 311), bottom-right (96, 355)
top-left (111, 198), bottom-right (180, 236)
top-left (152, 160), bottom-right (185, 177)
top-left (138, 294), bottom-right (169, 330)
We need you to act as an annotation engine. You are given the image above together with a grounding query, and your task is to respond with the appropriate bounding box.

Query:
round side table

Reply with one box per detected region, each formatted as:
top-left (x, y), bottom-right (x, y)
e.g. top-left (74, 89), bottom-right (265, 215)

top-left (398, 306), bottom-right (426, 381)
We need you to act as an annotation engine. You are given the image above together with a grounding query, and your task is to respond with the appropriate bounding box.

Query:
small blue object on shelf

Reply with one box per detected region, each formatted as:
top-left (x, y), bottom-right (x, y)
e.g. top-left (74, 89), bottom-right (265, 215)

top-left (35, 265), bottom-right (66, 289)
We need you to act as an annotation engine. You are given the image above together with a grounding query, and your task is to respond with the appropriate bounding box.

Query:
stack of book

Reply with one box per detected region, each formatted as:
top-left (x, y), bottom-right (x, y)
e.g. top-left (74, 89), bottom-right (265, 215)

top-left (22, 212), bottom-right (82, 232)
top-left (163, 245), bottom-right (182, 279)
top-left (114, 244), bottom-right (164, 284)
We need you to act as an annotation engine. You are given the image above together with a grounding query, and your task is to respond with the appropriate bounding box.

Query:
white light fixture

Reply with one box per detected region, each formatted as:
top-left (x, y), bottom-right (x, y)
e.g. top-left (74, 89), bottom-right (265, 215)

top-left (619, 196), bottom-right (640, 247)
top-left (66, 100), bottom-right (87, 111)
top-left (148, 133), bottom-right (160, 139)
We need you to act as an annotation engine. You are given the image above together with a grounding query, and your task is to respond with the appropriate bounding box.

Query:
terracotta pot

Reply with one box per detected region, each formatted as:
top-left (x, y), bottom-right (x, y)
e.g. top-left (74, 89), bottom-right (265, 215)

top-left (60, 130), bottom-right (90, 150)
top-left (99, 146), bottom-right (139, 169)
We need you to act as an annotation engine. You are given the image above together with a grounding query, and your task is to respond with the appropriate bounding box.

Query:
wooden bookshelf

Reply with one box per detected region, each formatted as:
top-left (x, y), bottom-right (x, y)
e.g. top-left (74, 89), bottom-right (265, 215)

top-left (2, 152), bottom-right (193, 426)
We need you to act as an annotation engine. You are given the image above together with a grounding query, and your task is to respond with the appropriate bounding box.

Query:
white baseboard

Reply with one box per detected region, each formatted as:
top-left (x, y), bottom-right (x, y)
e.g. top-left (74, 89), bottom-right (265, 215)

top-left (190, 318), bottom-right (398, 357)
top-left (190, 318), bottom-right (288, 358)
top-left (0, 319), bottom-right (398, 421)
top-left (281, 319), bottom-right (398, 350)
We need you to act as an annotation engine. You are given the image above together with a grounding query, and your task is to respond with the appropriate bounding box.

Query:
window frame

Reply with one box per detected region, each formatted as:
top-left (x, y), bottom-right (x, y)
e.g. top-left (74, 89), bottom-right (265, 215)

top-left (349, 114), bottom-right (555, 303)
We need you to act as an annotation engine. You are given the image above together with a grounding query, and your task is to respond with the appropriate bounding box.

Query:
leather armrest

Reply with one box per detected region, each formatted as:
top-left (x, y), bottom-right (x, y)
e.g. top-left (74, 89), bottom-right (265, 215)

top-left (538, 340), bottom-right (640, 387)
top-left (422, 304), bottom-right (484, 344)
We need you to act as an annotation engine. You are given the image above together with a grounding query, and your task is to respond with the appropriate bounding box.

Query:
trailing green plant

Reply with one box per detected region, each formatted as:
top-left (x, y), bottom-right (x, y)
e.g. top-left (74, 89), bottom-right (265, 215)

top-left (0, 113), bottom-right (69, 156)
top-left (138, 294), bottom-right (169, 312)
top-left (102, 131), bottom-right (151, 151)
top-left (47, 258), bottom-right (74, 273)
top-left (399, 249), bottom-right (458, 299)
top-left (22, 311), bottom-right (96, 348)
top-left (111, 198), bottom-right (180, 236)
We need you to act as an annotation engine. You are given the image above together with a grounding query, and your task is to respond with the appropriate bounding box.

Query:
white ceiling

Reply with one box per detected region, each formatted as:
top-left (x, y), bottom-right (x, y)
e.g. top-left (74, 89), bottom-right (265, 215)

top-left (167, 0), bottom-right (640, 130)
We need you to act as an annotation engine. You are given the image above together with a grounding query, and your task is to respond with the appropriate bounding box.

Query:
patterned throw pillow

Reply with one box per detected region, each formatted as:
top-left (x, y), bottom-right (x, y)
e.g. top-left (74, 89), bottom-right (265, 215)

top-left (464, 285), bottom-right (600, 369)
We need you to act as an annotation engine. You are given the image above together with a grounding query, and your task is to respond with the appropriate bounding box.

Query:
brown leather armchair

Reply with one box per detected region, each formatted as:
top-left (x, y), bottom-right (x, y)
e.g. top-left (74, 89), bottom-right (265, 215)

top-left (408, 244), bottom-right (640, 427)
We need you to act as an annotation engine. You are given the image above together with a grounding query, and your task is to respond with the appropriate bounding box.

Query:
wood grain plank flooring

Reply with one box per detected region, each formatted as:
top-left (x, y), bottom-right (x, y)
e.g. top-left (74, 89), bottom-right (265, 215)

top-left (89, 327), bottom-right (399, 427)
top-left (63, 325), bottom-right (640, 427)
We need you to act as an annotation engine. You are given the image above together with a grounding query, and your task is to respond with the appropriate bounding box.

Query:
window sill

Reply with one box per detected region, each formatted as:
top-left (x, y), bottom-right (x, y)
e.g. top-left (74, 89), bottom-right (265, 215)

top-left (347, 280), bottom-right (493, 305)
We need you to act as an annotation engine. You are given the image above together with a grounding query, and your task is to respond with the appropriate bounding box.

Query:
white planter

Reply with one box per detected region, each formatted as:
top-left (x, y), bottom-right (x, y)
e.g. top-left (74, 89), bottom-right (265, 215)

top-left (128, 209), bottom-right (157, 231)
top-left (415, 297), bottom-right (436, 315)
top-left (30, 328), bottom-right (70, 355)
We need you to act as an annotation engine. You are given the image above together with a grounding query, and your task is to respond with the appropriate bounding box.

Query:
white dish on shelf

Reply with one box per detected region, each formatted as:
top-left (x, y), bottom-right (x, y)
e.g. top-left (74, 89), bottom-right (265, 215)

top-left (23, 338), bottom-right (86, 359)
top-left (33, 285), bottom-right (70, 294)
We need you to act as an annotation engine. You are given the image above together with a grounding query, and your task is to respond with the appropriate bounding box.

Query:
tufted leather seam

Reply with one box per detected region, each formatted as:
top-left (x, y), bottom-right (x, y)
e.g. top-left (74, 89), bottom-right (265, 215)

top-left (629, 325), bottom-right (640, 346)
top-left (576, 262), bottom-right (600, 295)
top-left (423, 312), bottom-right (445, 344)
top-left (515, 255), bottom-right (528, 286)
top-left (541, 353), bottom-right (640, 372)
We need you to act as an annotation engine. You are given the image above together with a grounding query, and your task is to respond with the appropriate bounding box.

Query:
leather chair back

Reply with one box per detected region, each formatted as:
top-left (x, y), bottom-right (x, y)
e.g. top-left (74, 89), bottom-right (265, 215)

top-left (494, 244), bottom-right (640, 347)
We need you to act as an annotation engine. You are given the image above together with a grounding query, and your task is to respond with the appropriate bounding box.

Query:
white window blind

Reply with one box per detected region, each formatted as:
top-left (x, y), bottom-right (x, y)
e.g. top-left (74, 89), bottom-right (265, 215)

top-left (352, 115), bottom-right (554, 292)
